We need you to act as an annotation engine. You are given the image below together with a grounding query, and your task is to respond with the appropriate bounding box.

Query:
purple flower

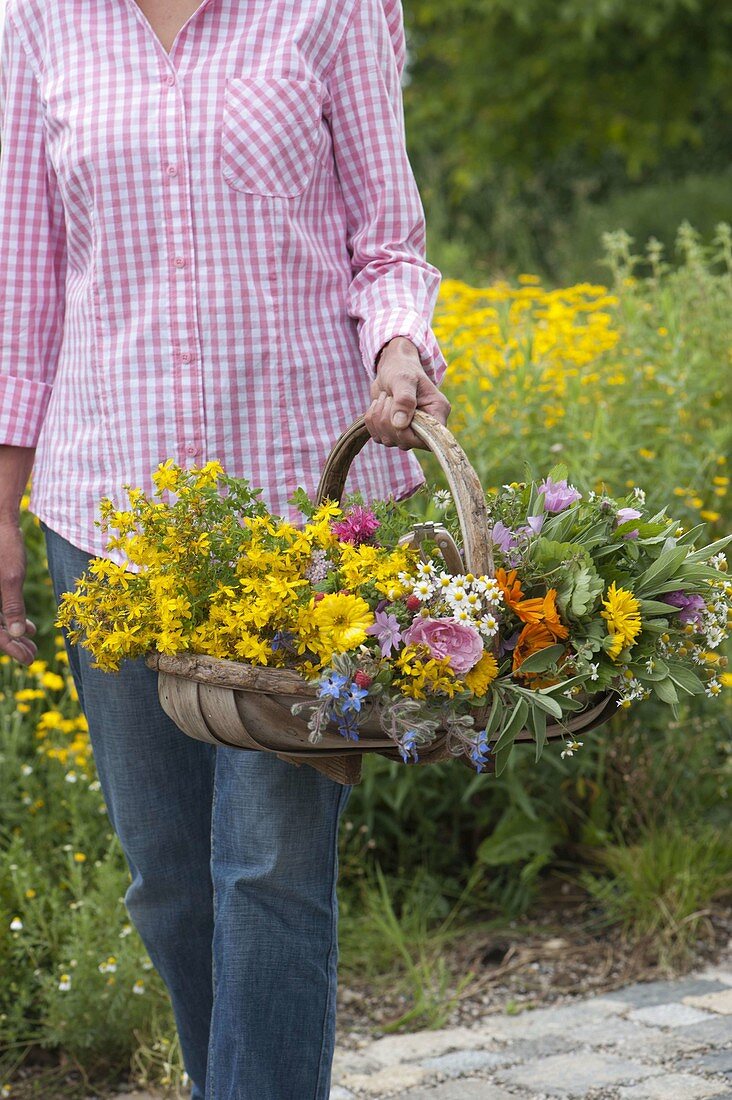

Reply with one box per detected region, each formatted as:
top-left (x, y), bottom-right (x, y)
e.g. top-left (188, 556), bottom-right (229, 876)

top-left (615, 507), bottom-right (643, 539)
top-left (366, 610), bottom-right (403, 658)
top-left (499, 629), bottom-right (521, 658)
top-left (538, 476), bottom-right (582, 513)
top-left (517, 514), bottom-right (545, 538)
top-left (331, 506), bottom-right (380, 546)
top-left (662, 590), bottom-right (707, 627)
top-left (488, 521), bottom-right (518, 553)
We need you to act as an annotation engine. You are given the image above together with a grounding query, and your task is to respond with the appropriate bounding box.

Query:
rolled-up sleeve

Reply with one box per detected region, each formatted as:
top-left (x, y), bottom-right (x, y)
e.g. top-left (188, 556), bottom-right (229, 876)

top-left (326, 0), bottom-right (447, 383)
top-left (0, 6), bottom-right (66, 447)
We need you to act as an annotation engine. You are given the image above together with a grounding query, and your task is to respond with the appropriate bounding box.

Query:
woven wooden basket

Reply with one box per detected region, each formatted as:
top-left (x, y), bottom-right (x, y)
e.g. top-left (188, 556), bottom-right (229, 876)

top-left (145, 411), bottom-right (616, 785)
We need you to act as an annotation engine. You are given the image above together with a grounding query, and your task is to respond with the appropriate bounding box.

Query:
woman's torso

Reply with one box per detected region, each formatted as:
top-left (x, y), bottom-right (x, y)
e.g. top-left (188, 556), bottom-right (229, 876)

top-left (16, 0), bottom-right (425, 559)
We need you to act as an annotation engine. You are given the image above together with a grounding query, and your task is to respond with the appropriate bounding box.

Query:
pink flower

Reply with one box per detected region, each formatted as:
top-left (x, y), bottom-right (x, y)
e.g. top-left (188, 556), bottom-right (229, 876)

top-left (538, 476), bottom-right (582, 513)
top-left (331, 506), bottom-right (380, 546)
top-left (615, 507), bottom-right (643, 539)
top-left (403, 617), bottom-right (484, 674)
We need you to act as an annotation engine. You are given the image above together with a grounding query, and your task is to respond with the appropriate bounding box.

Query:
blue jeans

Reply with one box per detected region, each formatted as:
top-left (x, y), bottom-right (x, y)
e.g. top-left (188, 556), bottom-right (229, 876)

top-left (42, 521), bottom-right (354, 1100)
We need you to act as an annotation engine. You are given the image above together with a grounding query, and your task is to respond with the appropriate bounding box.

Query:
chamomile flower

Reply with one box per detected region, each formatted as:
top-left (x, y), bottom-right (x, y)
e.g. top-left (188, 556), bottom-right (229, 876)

top-left (445, 584), bottom-right (467, 607)
top-left (58, 974), bottom-right (72, 992)
top-left (560, 739), bottom-right (583, 758)
top-left (478, 613), bottom-right (499, 637)
top-left (416, 560), bottom-right (436, 578)
top-left (412, 579), bottom-right (434, 601)
top-left (10, 917), bottom-right (23, 932)
top-left (432, 489), bottom-right (451, 510)
top-left (706, 678), bottom-right (722, 699)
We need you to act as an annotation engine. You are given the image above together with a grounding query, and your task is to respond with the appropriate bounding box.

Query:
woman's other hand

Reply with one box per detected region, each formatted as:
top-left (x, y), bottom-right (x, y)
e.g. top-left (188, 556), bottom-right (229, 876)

top-left (365, 337), bottom-right (451, 449)
top-left (0, 446), bottom-right (39, 666)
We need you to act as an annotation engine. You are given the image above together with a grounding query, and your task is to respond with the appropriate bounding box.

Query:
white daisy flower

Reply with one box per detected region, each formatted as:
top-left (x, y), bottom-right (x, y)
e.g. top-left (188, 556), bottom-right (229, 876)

top-left (412, 579), bottom-right (434, 601)
top-left (706, 679), bottom-right (722, 698)
top-left (432, 489), bottom-right (452, 510)
top-left (478, 614), bottom-right (499, 637)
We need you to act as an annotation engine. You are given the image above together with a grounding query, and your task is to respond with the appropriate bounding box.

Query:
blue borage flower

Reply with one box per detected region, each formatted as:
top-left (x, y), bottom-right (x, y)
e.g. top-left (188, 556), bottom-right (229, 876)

top-left (317, 671), bottom-right (349, 700)
top-left (316, 670), bottom-right (366, 742)
top-left (469, 728), bottom-right (491, 773)
top-left (398, 729), bottom-right (420, 764)
top-left (271, 629), bottom-right (295, 652)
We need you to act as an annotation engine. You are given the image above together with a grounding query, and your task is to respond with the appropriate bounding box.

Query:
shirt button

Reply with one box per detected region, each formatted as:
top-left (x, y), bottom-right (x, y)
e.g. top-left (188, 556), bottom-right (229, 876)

top-left (174, 256), bottom-right (186, 268)
top-left (180, 351), bottom-right (192, 362)
top-left (166, 164), bottom-right (178, 176)
top-left (165, 74), bottom-right (176, 86)
top-left (186, 444), bottom-right (199, 456)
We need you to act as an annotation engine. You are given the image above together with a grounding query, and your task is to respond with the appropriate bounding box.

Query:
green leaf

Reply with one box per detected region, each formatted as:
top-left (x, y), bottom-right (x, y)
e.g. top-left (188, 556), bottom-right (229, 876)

top-left (531, 706), bottom-right (547, 762)
top-left (682, 532), bottom-right (732, 564)
top-left (492, 698), bottom-right (529, 752)
top-left (666, 663), bottom-right (705, 696)
top-left (493, 739), bottom-right (514, 778)
top-left (513, 643), bottom-right (566, 675)
top-left (476, 808), bottom-right (560, 866)
top-left (638, 598), bottom-right (676, 617)
top-left (652, 677), bottom-right (679, 705)
top-left (636, 545), bottom-right (690, 595)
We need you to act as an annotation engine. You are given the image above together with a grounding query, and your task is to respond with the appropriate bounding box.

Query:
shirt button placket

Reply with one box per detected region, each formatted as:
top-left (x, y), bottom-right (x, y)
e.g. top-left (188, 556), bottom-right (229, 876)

top-left (162, 72), bottom-right (204, 468)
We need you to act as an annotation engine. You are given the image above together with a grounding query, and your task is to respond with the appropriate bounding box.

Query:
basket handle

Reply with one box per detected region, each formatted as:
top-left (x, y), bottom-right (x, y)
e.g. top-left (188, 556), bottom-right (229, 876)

top-left (316, 410), bottom-right (495, 578)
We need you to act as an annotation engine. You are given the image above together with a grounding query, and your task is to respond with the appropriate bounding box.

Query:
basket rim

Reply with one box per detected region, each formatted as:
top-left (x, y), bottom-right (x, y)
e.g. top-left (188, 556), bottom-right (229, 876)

top-left (146, 650), bottom-right (618, 740)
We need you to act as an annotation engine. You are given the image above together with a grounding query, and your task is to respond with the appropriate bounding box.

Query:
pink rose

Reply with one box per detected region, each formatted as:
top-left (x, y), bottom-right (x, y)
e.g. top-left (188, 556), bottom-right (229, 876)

top-left (403, 617), bottom-right (484, 674)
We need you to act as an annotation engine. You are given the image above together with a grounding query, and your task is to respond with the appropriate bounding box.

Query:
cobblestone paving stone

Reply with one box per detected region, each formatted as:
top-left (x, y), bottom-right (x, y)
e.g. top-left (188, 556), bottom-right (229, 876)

top-left (104, 959), bottom-right (732, 1100)
top-left (330, 957), bottom-right (732, 1100)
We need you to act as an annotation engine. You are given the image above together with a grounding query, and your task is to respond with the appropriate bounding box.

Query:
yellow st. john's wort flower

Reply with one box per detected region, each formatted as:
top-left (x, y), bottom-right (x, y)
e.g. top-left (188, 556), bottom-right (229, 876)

top-left (601, 582), bottom-right (642, 660)
top-left (310, 593), bottom-right (374, 653)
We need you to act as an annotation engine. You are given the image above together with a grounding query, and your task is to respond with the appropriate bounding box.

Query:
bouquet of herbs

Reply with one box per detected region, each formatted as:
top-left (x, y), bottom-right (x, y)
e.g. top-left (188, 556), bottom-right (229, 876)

top-left (57, 459), bottom-right (731, 776)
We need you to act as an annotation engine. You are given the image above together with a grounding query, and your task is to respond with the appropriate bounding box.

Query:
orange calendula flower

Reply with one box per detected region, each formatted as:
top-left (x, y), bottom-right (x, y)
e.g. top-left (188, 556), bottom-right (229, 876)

top-left (513, 588), bottom-right (569, 640)
top-left (495, 567), bottom-right (524, 609)
top-left (512, 622), bottom-right (558, 673)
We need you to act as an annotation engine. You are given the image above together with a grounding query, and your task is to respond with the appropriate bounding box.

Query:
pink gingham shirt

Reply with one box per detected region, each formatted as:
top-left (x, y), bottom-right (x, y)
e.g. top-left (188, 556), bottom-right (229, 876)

top-left (0, 0), bottom-right (447, 562)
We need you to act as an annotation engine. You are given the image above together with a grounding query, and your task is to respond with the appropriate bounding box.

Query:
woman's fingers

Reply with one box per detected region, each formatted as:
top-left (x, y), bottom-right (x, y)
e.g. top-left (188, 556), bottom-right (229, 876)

top-left (365, 392), bottom-right (422, 449)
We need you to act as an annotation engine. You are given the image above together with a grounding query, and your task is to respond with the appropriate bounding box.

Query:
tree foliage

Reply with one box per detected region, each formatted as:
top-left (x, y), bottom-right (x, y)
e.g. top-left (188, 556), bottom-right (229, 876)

top-left (402, 0), bottom-right (732, 276)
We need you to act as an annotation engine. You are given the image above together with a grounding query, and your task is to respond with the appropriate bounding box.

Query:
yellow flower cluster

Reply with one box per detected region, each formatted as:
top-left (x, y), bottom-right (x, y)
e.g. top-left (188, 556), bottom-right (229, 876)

top-left (434, 277), bottom-right (620, 434)
top-left (56, 465), bottom-right (423, 678)
top-left (394, 645), bottom-right (465, 701)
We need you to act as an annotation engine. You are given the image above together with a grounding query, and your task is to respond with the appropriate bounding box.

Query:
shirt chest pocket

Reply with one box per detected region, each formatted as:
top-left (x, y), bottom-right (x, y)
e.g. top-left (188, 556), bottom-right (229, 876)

top-left (221, 76), bottom-right (325, 197)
